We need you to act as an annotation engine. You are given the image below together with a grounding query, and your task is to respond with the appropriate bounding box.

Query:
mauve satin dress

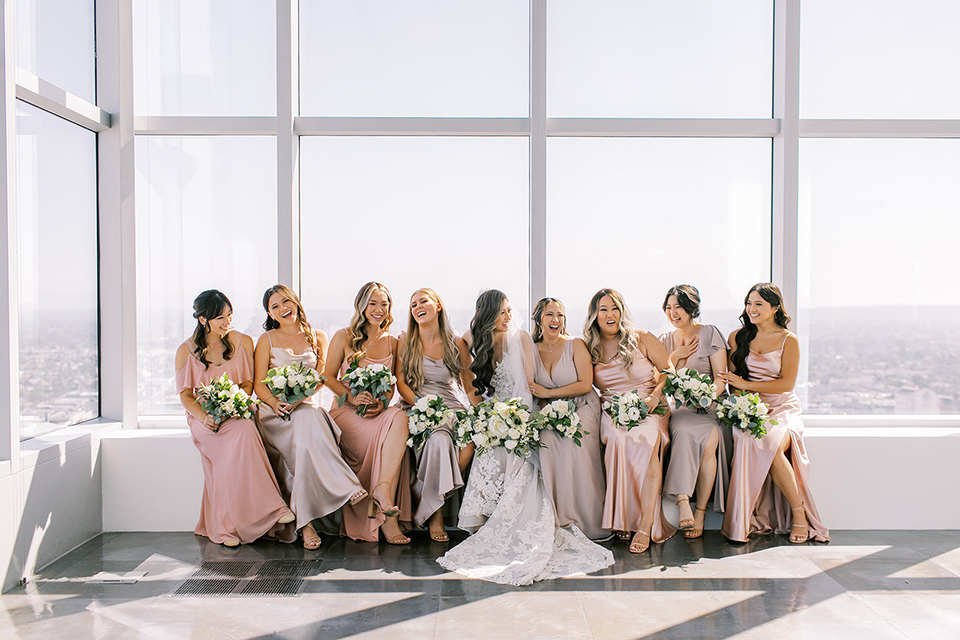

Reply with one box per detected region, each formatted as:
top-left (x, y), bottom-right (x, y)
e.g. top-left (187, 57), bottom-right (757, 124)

top-left (176, 348), bottom-right (294, 544)
top-left (594, 350), bottom-right (676, 543)
top-left (534, 339), bottom-right (608, 540)
top-left (720, 341), bottom-right (829, 543)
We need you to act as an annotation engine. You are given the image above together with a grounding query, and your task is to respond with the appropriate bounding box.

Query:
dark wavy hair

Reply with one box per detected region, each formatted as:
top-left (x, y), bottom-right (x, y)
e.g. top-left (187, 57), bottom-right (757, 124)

top-left (662, 284), bottom-right (701, 319)
top-left (531, 297), bottom-right (567, 343)
top-left (730, 283), bottom-right (791, 379)
top-left (191, 289), bottom-right (234, 369)
top-left (261, 284), bottom-right (321, 360)
top-left (469, 289), bottom-right (507, 398)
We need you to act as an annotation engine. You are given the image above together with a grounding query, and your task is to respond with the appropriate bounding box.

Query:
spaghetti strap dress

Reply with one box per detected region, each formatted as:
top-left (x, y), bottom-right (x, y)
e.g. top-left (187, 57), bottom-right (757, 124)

top-left (720, 339), bottom-right (829, 543)
top-left (175, 348), bottom-right (294, 544)
top-left (258, 335), bottom-right (366, 533)
top-left (330, 353), bottom-right (413, 542)
top-left (533, 339), bottom-right (608, 540)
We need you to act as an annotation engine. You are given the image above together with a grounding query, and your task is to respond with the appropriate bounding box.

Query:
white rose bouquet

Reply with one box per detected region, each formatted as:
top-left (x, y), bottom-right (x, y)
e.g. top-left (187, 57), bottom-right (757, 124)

top-left (663, 368), bottom-right (718, 414)
top-left (194, 373), bottom-right (260, 430)
top-left (532, 399), bottom-right (586, 447)
top-left (261, 361), bottom-right (325, 420)
top-left (716, 392), bottom-right (778, 439)
top-left (602, 390), bottom-right (667, 431)
top-left (337, 357), bottom-right (398, 417)
top-left (454, 397), bottom-right (541, 458)
top-left (406, 394), bottom-right (456, 452)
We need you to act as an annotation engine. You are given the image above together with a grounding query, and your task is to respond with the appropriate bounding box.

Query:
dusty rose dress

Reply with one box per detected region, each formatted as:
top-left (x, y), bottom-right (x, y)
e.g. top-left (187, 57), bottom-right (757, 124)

top-left (660, 325), bottom-right (731, 512)
top-left (330, 353), bottom-right (413, 542)
top-left (594, 351), bottom-right (676, 543)
top-left (176, 348), bottom-right (293, 544)
top-left (534, 340), bottom-right (608, 540)
top-left (258, 338), bottom-right (366, 533)
top-left (720, 340), bottom-right (829, 543)
top-left (403, 355), bottom-right (465, 528)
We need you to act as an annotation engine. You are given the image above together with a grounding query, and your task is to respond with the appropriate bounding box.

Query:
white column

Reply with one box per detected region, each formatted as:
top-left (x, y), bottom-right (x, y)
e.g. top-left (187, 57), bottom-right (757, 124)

top-left (0, 0), bottom-right (20, 464)
top-left (772, 0), bottom-right (801, 315)
top-left (96, 0), bottom-right (138, 426)
top-left (277, 0), bottom-right (299, 290)
top-left (529, 0), bottom-right (546, 313)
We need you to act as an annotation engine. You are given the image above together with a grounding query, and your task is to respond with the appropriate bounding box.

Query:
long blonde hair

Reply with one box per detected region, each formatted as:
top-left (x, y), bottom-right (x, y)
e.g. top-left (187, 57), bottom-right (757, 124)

top-left (583, 288), bottom-right (639, 370)
top-left (531, 297), bottom-right (568, 343)
top-left (399, 288), bottom-right (462, 396)
top-left (348, 281), bottom-right (393, 359)
top-left (261, 284), bottom-right (321, 360)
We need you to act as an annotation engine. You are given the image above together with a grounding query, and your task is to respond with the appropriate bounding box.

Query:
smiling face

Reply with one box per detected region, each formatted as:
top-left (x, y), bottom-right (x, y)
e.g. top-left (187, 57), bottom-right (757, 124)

top-left (663, 295), bottom-right (692, 329)
top-left (596, 295), bottom-right (622, 338)
top-left (494, 298), bottom-right (512, 333)
top-left (410, 290), bottom-right (440, 327)
top-left (744, 291), bottom-right (778, 326)
top-left (202, 306), bottom-right (233, 337)
top-left (365, 289), bottom-right (391, 328)
top-left (267, 291), bottom-right (298, 326)
top-left (540, 301), bottom-right (565, 340)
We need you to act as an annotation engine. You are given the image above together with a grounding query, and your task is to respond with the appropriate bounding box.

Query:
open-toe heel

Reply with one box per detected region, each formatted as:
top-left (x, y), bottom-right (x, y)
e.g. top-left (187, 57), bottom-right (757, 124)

top-left (685, 507), bottom-right (707, 539)
top-left (348, 489), bottom-right (368, 507)
top-left (368, 482), bottom-right (401, 519)
top-left (790, 503), bottom-right (809, 544)
top-left (629, 530), bottom-right (651, 554)
top-left (676, 496), bottom-right (695, 531)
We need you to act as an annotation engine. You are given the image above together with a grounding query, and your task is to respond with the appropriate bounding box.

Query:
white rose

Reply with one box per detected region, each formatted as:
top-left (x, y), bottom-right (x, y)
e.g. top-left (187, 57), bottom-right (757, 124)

top-left (628, 406), bottom-right (641, 420)
top-left (508, 428), bottom-right (521, 440)
top-left (405, 437), bottom-right (414, 447)
top-left (505, 440), bottom-right (517, 450)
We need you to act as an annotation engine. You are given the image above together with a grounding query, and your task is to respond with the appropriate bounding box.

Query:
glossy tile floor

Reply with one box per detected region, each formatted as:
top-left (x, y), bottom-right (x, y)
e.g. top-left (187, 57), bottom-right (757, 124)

top-left (2, 530), bottom-right (959, 639)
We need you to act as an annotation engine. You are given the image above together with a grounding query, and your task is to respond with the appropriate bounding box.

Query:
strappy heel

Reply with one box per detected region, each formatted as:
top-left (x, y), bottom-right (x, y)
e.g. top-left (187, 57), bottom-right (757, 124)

top-left (685, 507), bottom-right (707, 539)
top-left (368, 482), bottom-right (401, 519)
top-left (629, 530), bottom-right (651, 554)
top-left (676, 496), bottom-right (695, 530)
top-left (348, 489), bottom-right (368, 507)
top-left (790, 503), bottom-right (809, 543)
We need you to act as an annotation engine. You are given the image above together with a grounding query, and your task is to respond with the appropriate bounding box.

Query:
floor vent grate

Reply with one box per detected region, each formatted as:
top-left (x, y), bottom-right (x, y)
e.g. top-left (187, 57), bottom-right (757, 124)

top-left (191, 561), bottom-right (256, 578)
top-left (173, 578), bottom-right (241, 596)
top-left (258, 560), bottom-right (323, 578)
top-left (240, 577), bottom-right (304, 596)
top-left (172, 560), bottom-right (316, 596)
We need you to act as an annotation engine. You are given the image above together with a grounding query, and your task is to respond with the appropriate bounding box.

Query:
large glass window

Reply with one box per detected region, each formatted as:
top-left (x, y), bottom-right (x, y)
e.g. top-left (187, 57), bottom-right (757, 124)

top-left (547, 138), bottom-right (772, 337)
top-left (548, 0), bottom-right (773, 117)
top-left (300, 137), bottom-right (530, 335)
top-left (16, 102), bottom-right (99, 439)
top-left (133, 0), bottom-right (277, 116)
top-left (801, 0), bottom-right (960, 118)
top-left (300, 0), bottom-right (529, 117)
top-left (135, 137), bottom-right (278, 415)
top-left (798, 139), bottom-right (960, 414)
top-left (15, 0), bottom-right (96, 102)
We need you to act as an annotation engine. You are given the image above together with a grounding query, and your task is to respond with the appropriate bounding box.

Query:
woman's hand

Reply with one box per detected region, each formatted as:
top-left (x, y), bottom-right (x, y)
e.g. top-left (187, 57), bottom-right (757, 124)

top-left (529, 382), bottom-right (552, 400)
top-left (716, 371), bottom-right (746, 390)
top-left (272, 400), bottom-right (294, 419)
top-left (201, 413), bottom-right (220, 432)
top-left (672, 336), bottom-right (699, 363)
top-left (354, 391), bottom-right (384, 418)
top-left (643, 395), bottom-right (659, 413)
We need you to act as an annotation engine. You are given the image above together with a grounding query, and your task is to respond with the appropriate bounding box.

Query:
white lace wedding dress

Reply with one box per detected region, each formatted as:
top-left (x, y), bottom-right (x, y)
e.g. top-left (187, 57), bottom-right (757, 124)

top-left (437, 358), bottom-right (614, 586)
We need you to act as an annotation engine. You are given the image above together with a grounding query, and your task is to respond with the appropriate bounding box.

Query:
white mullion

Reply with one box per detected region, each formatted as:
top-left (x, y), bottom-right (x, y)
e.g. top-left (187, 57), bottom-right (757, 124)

top-left (294, 116), bottom-right (530, 136)
top-left (801, 119), bottom-right (960, 138)
top-left (97, 0), bottom-right (138, 427)
top-left (1, 0), bottom-right (21, 462)
top-left (15, 69), bottom-right (110, 132)
top-left (547, 118), bottom-right (780, 138)
top-left (529, 0), bottom-right (546, 311)
top-left (277, 0), bottom-right (299, 289)
top-left (772, 0), bottom-right (800, 315)
top-left (134, 116), bottom-right (277, 135)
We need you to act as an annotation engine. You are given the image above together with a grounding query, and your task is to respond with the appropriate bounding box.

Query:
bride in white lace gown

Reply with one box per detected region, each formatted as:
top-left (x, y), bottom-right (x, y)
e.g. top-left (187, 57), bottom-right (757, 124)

top-left (438, 290), bottom-right (613, 586)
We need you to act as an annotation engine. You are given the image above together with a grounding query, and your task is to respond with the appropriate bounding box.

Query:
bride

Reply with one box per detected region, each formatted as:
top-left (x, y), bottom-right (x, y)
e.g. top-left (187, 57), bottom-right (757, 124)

top-left (438, 290), bottom-right (613, 586)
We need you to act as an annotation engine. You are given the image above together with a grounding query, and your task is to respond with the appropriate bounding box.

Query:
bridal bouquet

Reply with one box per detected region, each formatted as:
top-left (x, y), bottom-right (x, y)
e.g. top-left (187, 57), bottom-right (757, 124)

top-left (603, 390), bottom-right (666, 431)
top-left (455, 397), bottom-right (541, 458)
top-left (663, 368), bottom-right (718, 414)
top-left (532, 399), bottom-right (586, 447)
top-left (261, 361), bottom-right (325, 420)
top-left (716, 393), bottom-right (777, 439)
top-left (406, 394), bottom-right (457, 452)
top-left (337, 357), bottom-right (397, 417)
top-left (195, 374), bottom-right (260, 429)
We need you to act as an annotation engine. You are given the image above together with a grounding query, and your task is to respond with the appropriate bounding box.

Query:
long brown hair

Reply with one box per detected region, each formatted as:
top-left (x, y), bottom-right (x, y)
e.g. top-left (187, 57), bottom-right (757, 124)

top-left (399, 288), bottom-right (462, 396)
top-left (261, 284), bottom-right (321, 360)
top-left (730, 283), bottom-right (792, 380)
top-left (583, 288), bottom-right (639, 370)
top-left (191, 290), bottom-right (234, 369)
top-left (531, 297), bottom-right (568, 343)
top-left (348, 281), bottom-right (393, 359)
top-left (469, 289), bottom-right (507, 398)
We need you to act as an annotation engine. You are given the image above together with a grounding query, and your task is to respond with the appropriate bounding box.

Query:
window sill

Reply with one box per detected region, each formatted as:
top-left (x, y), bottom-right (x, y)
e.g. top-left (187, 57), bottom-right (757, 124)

top-left (18, 418), bottom-right (123, 471)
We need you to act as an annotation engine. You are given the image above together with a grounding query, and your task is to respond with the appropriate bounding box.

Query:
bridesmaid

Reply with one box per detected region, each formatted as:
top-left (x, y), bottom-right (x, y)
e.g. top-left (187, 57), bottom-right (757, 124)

top-left (396, 288), bottom-right (471, 542)
top-left (586, 288), bottom-right (676, 553)
top-left (528, 297), bottom-right (608, 540)
top-left (659, 284), bottom-right (730, 539)
top-left (174, 290), bottom-right (295, 546)
top-left (716, 283), bottom-right (829, 543)
top-left (324, 282), bottom-right (413, 544)
top-left (253, 284), bottom-right (369, 549)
